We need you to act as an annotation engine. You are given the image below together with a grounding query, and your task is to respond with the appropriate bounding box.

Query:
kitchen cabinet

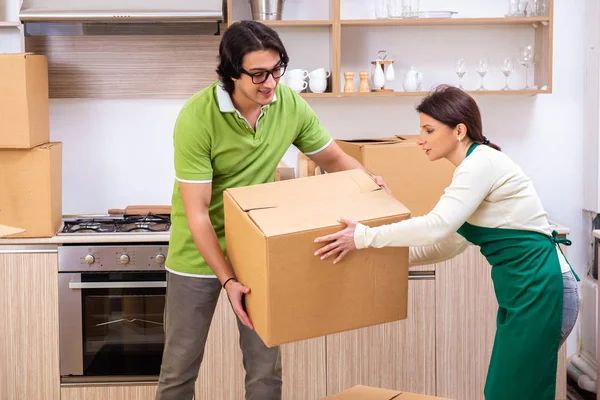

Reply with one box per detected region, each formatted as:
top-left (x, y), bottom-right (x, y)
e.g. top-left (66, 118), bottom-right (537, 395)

top-left (326, 266), bottom-right (436, 397)
top-left (60, 384), bottom-right (157, 400)
top-left (0, 250), bottom-right (60, 400)
top-left (196, 291), bottom-right (327, 400)
top-left (435, 245), bottom-right (567, 400)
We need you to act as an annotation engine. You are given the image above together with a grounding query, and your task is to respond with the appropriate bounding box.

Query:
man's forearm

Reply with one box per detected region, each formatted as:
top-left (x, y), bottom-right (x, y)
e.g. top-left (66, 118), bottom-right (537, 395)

top-left (188, 213), bottom-right (234, 285)
top-left (322, 152), bottom-right (364, 173)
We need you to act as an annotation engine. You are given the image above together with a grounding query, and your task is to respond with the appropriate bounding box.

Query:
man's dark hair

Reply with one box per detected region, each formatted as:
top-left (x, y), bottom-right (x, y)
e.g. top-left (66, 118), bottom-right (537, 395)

top-left (216, 21), bottom-right (289, 94)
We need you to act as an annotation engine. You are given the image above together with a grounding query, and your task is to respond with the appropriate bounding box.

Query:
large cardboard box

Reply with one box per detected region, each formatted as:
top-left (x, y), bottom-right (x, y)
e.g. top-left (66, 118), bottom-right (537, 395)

top-left (0, 53), bottom-right (50, 149)
top-left (0, 142), bottom-right (62, 237)
top-left (224, 169), bottom-right (411, 347)
top-left (336, 136), bottom-right (455, 217)
top-left (322, 385), bottom-right (453, 400)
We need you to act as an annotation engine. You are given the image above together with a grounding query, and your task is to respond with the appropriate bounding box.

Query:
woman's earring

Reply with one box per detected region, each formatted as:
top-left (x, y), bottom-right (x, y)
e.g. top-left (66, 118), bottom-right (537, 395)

top-left (457, 136), bottom-right (463, 142)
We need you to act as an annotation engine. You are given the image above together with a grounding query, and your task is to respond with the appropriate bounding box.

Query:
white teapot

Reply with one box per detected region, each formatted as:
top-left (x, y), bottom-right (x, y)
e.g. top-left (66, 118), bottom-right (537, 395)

top-left (402, 66), bottom-right (423, 92)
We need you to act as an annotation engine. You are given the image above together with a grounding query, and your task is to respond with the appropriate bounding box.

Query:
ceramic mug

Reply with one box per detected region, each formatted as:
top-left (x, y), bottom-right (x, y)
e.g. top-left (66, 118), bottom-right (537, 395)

top-left (309, 78), bottom-right (327, 93)
top-left (287, 69), bottom-right (309, 80)
top-left (288, 79), bottom-right (308, 93)
top-left (309, 68), bottom-right (331, 79)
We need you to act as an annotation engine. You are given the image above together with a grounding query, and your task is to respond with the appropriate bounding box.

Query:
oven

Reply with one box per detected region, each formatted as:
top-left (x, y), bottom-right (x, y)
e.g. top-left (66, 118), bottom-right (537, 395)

top-left (58, 243), bottom-right (168, 383)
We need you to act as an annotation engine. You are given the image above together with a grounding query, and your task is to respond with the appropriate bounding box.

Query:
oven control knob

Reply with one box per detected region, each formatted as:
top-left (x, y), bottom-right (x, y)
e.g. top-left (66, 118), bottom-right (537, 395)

top-left (84, 254), bottom-right (95, 265)
top-left (155, 254), bottom-right (166, 264)
top-left (119, 254), bottom-right (130, 265)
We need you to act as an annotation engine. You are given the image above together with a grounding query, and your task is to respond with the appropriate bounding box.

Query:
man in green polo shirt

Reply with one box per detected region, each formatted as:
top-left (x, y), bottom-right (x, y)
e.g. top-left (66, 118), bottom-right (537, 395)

top-left (156, 20), bottom-right (387, 400)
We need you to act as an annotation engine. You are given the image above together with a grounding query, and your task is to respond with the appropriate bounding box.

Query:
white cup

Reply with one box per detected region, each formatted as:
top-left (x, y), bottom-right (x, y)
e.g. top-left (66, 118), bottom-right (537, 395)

top-left (309, 68), bottom-right (331, 79)
top-left (287, 69), bottom-right (309, 80)
top-left (309, 78), bottom-right (327, 93)
top-left (288, 79), bottom-right (308, 93)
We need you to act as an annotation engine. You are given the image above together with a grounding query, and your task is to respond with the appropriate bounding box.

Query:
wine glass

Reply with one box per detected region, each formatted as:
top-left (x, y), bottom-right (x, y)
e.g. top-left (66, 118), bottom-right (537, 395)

top-left (476, 58), bottom-right (489, 91)
top-left (456, 59), bottom-right (467, 90)
top-left (501, 57), bottom-right (514, 91)
top-left (518, 46), bottom-right (535, 89)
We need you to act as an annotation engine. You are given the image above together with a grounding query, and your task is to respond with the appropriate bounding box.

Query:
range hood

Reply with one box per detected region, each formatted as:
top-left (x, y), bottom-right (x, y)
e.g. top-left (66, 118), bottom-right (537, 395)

top-left (20, 0), bottom-right (224, 22)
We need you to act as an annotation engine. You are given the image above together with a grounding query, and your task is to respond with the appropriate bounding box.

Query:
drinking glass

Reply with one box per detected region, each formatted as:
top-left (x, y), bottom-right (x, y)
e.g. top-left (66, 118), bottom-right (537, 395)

top-left (456, 59), bottom-right (467, 90)
top-left (517, 46), bottom-right (535, 89)
top-left (501, 57), bottom-right (514, 91)
top-left (476, 58), bottom-right (489, 91)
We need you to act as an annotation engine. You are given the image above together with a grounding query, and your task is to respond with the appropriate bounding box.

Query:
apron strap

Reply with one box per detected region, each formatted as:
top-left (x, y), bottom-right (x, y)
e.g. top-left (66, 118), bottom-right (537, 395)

top-left (552, 230), bottom-right (580, 282)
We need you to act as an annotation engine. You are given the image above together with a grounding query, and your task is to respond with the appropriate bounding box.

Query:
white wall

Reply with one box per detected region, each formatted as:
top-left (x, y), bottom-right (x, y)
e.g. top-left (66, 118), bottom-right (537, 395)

top-left (43, 0), bottom-right (588, 355)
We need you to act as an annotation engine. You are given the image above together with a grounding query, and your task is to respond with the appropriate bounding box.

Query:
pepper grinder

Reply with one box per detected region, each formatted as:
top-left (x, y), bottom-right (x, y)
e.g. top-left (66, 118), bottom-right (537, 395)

top-left (359, 72), bottom-right (370, 92)
top-left (344, 72), bottom-right (355, 93)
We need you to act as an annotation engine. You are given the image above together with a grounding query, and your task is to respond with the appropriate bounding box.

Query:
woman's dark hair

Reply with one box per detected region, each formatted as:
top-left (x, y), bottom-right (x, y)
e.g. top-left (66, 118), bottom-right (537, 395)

top-left (216, 21), bottom-right (290, 94)
top-left (416, 85), bottom-right (501, 151)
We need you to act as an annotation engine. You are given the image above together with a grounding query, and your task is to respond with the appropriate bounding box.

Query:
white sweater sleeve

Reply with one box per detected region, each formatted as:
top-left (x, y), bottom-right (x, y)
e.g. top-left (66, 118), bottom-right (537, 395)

top-left (354, 152), bottom-right (496, 249)
top-left (409, 233), bottom-right (470, 266)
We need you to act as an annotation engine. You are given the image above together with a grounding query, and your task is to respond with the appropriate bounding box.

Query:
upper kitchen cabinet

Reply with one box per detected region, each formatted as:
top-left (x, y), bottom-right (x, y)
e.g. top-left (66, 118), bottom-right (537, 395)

top-left (21, 0), bottom-right (225, 98)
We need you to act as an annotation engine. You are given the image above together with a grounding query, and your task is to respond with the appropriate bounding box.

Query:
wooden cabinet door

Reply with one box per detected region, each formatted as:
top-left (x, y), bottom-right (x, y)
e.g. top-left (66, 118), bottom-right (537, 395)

top-left (196, 291), bottom-right (327, 399)
top-left (435, 245), bottom-right (567, 400)
top-left (0, 251), bottom-right (60, 400)
top-left (325, 271), bottom-right (436, 396)
top-left (61, 384), bottom-right (157, 400)
top-left (196, 291), bottom-right (245, 399)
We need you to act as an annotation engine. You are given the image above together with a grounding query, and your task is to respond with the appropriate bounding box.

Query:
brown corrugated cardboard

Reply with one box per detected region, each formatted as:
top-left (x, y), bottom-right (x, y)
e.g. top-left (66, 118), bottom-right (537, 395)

top-left (275, 161), bottom-right (295, 181)
top-left (224, 169), bottom-right (411, 347)
top-left (0, 142), bottom-right (62, 237)
top-left (336, 136), bottom-right (455, 217)
top-left (322, 385), bottom-right (453, 400)
top-left (0, 224), bottom-right (25, 237)
top-left (0, 53), bottom-right (50, 149)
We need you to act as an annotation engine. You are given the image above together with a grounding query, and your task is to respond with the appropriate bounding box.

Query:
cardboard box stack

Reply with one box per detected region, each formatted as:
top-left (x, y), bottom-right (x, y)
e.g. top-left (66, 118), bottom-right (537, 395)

top-left (224, 169), bottom-right (411, 347)
top-left (0, 54), bottom-right (62, 238)
top-left (336, 136), bottom-right (455, 217)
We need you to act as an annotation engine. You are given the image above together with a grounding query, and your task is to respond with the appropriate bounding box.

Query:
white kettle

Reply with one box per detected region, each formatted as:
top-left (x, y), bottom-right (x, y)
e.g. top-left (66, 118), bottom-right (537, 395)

top-left (402, 66), bottom-right (423, 92)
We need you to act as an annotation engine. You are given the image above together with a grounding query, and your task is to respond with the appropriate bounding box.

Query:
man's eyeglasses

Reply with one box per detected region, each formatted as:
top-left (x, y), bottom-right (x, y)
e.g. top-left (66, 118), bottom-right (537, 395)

top-left (240, 64), bottom-right (287, 84)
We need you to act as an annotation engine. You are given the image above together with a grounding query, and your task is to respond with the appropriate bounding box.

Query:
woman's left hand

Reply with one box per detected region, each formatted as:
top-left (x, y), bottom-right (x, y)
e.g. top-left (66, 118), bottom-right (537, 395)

top-left (314, 217), bottom-right (359, 264)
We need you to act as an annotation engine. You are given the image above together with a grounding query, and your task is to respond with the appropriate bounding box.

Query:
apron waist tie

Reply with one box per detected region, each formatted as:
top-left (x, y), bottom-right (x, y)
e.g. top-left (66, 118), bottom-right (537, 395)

top-left (552, 230), bottom-right (580, 282)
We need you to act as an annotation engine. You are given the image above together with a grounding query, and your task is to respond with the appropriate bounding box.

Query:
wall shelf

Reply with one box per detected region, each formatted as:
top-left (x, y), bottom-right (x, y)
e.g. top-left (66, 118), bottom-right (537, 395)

top-left (340, 17), bottom-right (550, 27)
top-left (0, 21), bottom-right (21, 27)
top-left (227, 0), bottom-right (554, 99)
top-left (340, 89), bottom-right (547, 97)
top-left (258, 20), bottom-right (334, 27)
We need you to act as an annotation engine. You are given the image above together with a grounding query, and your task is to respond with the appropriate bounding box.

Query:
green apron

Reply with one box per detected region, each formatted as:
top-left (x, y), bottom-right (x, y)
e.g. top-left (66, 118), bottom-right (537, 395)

top-left (456, 143), bottom-right (579, 400)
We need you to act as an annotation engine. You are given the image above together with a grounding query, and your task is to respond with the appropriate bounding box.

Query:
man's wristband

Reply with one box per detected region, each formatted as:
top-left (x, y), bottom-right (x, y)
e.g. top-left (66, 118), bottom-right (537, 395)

top-left (222, 277), bottom-right (236, 289)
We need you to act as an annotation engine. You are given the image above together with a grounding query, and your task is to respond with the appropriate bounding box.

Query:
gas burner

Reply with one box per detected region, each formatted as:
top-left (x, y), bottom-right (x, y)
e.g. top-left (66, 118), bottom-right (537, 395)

top-left (59, 213), bottom-right (171, 235)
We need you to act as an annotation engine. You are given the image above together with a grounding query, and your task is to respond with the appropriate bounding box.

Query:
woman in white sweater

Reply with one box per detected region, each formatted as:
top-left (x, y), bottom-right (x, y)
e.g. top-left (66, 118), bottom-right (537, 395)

top-left (314, 85), bottom-right (580, 400)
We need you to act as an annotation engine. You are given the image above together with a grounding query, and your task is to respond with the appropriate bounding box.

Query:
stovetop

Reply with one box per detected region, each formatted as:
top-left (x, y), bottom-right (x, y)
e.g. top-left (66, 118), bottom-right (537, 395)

top-left (58, 214), bottom-right (171, 235)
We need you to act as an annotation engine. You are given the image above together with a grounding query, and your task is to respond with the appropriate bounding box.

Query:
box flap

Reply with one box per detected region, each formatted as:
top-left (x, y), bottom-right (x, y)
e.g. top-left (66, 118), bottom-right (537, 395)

top-left (226, 169), bottom-right (380, 212)
top-left (323, 385), bottom-right (402, 399)
top-left (0, 224), bottom-right (26, 237)
top-left (248, 189), bottom-right (410, 237)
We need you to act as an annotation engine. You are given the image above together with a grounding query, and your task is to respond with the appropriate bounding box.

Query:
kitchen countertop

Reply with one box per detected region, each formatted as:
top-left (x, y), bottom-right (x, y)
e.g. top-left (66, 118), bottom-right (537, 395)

top-left (0, 219), bottom-right (570, 245)
top-left (0, 232), bottom-right (170, 245)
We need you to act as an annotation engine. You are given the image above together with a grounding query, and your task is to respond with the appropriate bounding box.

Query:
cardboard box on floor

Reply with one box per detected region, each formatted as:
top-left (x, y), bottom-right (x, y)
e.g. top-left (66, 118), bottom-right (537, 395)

top-left (0, 142), bottom-right (62, 238)
top-left (224, 169), bottom-right (411, 347)
top-left (0, 53), bottom-right (50, 149)
top-left (336, 136), bottom-right (455, 217)
top-left (322, 385), bottom-right (453, 400)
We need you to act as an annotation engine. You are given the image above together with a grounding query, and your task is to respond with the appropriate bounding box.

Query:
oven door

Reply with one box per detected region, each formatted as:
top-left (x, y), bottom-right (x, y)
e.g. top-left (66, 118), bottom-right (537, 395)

top-left (59, 271), bottom-right (166, 382)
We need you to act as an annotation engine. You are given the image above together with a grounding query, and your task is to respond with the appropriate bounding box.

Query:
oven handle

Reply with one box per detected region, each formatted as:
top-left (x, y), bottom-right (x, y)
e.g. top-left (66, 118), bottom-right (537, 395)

top-left (68, 281), bottom-right (167, 289)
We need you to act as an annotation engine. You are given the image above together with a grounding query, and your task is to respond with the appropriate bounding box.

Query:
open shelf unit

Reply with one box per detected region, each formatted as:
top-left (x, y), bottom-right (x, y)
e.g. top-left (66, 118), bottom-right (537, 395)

top-left (226, 0), bottom-right (554, 98)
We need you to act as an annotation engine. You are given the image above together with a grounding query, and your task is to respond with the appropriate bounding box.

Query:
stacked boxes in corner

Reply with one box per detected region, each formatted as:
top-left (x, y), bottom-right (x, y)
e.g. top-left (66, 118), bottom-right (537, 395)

top-left (0, 53), bottom-right (62, 238)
